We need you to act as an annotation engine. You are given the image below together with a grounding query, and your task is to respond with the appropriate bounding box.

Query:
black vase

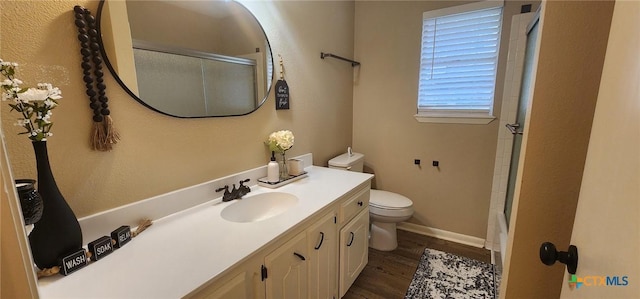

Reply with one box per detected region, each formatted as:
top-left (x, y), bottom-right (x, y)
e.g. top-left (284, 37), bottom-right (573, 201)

top-left (15, 179), bottom-right (44, 225)
top-left (28, 141), bottom-right (83, 269)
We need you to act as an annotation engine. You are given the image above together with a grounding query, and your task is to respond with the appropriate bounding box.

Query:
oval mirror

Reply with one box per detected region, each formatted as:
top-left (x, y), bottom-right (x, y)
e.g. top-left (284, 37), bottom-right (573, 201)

top-left (96, 0), bottom-right (273, 118)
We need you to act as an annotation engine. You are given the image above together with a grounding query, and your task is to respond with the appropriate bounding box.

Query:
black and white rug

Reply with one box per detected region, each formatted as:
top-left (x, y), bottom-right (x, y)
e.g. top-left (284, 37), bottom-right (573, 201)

top-left (405, 248), bottom-right (500, 299)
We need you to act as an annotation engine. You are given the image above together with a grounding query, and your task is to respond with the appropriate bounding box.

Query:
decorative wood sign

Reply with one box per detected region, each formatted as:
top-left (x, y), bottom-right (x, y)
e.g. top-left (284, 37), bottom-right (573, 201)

top-left (275, 54), bottom-right (290, 110)
top-left (111, 225), bottom-right (132, 248)
top-left (60, 249), bottom-right (88, 276)
top-left (275, 79), bottom-right (289, 110)
top-left (36, 219), bottom-right (153, 279)
top-left (88, 236), bottom-right (114, 261)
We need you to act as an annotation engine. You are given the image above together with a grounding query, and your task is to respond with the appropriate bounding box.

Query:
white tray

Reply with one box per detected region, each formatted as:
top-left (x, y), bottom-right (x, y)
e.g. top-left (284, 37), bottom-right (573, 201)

top-left (257, 172), bottom-right (308, 189)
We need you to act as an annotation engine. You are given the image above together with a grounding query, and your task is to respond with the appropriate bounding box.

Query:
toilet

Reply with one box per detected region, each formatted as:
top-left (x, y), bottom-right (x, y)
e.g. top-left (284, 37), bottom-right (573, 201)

top-left (329, 151), bottom-right (414, 251)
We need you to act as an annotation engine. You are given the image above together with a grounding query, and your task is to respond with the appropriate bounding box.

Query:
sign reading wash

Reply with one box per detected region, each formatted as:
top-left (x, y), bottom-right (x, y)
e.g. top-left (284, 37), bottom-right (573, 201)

top-left (569, 274), bottom-right (629, 289)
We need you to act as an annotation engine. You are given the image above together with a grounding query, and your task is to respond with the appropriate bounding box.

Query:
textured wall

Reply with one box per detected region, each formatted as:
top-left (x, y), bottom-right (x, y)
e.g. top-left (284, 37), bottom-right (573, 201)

top-left (0, 0), bottom-right (355, 217)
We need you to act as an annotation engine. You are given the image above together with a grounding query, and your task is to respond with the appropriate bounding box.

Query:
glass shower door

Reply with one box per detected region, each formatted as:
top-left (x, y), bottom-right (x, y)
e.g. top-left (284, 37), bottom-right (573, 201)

top-left (504, 16), bottom-right (540, 228)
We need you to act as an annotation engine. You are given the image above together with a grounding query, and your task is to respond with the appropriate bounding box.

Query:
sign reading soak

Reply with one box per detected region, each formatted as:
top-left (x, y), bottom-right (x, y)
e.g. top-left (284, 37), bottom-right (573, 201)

top-left (88, 236), bottom-right (114, 261)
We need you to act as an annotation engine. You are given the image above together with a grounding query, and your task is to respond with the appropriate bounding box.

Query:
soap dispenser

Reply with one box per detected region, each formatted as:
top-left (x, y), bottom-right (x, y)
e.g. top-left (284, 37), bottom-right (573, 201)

top-left (267, 151), bottom-right (279, 183)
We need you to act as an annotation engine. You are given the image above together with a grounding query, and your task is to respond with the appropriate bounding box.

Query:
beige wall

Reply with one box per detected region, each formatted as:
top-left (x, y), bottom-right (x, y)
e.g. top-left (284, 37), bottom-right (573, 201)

top-left (0, 0), bottom-right (355, 218)
top-left (126, 1), bottom-right (265, 57)
top-left (127, 1), bottom-right (222, 53)
top-left (353, 1), bottom-right (535, 238)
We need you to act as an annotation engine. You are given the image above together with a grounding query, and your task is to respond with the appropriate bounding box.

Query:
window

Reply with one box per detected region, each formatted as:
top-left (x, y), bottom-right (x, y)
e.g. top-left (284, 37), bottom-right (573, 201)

top-left (416, 1), bottom-right (503, 124)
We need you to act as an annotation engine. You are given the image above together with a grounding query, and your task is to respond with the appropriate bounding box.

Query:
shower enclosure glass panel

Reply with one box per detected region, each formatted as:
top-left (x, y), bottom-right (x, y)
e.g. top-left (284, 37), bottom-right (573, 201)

top-left (133, 48), bottom-right (257, 117)
top-left (504, 18), bottom-right (540, 227)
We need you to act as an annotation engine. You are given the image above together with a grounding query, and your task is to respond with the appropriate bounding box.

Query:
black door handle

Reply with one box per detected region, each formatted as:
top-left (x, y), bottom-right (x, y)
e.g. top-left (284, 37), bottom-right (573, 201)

top-left (347, 232), bottom-right (355, 246)
top-left (540, 242), bottom-right (578, 274)
top-left (293, 252), bottom-right (306, 261)
top-left (314, 232), bottom-right (324, 250)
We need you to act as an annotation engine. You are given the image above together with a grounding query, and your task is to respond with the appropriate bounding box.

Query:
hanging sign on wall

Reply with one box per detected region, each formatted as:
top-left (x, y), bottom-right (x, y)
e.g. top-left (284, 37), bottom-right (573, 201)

top-left (275, 79), bottom-right (289, 110)
top-left (275, 54), bottom-right (290, 110)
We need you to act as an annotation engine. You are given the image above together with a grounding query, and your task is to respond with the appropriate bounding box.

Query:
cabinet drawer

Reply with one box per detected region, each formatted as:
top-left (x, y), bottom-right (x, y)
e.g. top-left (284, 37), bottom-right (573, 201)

top-left (338, 186), bottom-right (369, 225)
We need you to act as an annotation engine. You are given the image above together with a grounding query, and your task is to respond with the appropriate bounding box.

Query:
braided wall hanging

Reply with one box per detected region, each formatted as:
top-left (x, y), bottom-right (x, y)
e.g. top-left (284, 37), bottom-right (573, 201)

top-left (73, 6), bottom-right (120, 151)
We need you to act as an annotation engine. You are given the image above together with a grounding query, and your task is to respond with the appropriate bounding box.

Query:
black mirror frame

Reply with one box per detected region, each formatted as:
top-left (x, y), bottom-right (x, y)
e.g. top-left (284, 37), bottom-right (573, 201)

top-left (95, 0), bottom-right (274, 118)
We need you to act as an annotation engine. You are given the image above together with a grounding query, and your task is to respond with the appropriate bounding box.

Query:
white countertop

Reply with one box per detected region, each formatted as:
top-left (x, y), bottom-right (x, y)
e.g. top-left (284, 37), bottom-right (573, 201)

top-left (37, 165), bottom-right (373, 298)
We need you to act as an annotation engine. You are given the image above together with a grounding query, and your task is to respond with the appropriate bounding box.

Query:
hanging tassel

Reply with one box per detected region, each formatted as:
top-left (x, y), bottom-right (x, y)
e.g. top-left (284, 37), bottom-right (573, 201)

top-left (131, 219), bottom-right (153, 238)
top-left (102, 115), bottom-right (120, 150)
top-left (90, 120), bottom-right (106, 151)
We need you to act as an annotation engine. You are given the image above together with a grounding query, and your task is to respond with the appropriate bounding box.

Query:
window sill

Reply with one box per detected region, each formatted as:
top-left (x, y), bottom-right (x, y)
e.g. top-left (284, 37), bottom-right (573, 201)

top-left (414, 113), bottom-right (496, 125)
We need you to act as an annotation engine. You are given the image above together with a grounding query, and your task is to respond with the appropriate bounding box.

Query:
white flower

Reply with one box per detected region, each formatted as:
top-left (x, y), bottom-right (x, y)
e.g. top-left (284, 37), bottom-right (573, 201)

top-left (2, 59), bottom-right (61, 142)
top-left (17, 88), bottom-right (49, 103)
top-left (268, 130), bottom-right (295, 152)
top-left (43, 99), bottom-right (57, 108)
top-left (0, 61), bottom-right (18, 67)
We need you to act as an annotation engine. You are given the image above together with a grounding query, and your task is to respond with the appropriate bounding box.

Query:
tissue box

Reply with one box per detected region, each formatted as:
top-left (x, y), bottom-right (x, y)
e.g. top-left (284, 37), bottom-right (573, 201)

top-left (287, 159), bottom-right (305, 176)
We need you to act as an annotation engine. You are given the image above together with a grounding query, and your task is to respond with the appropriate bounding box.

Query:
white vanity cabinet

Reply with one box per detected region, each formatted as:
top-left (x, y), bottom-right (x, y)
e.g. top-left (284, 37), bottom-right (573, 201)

top-left (37, 162), bottom-right (374, 299)
top-left (186, 182), bottom-right (370, 299)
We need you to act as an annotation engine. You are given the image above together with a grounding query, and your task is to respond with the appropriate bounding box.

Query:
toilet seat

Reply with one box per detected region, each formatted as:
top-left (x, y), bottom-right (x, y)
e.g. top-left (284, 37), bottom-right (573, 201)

top-left (370, 190), bottom-right (413, 209)
top-left (369, 190), bottom-right (413, 217)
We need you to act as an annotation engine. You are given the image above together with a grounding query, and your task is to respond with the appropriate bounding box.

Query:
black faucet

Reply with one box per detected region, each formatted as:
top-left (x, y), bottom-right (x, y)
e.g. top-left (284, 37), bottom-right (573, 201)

top-left (216, 179), bottom-right (251, 202)
top-left (215, 185), bottom-right (235, 202)
top-left (237, 179), bottom-right (251, 198)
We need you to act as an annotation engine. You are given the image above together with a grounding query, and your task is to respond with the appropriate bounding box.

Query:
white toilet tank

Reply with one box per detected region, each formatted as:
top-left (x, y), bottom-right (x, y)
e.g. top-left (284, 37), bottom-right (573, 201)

top-left (328, 152), bottom-right (365, 172)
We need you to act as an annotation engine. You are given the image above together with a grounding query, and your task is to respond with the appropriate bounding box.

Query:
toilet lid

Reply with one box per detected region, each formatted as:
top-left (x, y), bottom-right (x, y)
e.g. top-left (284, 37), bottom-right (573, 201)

top-left (369, 190), bottom-right (413, 209)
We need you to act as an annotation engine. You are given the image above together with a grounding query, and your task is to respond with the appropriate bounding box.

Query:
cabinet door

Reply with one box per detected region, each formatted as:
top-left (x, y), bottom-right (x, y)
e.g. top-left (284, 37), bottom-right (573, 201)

top-left (265, 232), bottom-right (308, 299)
top-left (339, 208), bottom-right (369, 298)
top-left (307, 211), bottom-right (338, 299)
top-left (186, 256), bottom-right (264, 299)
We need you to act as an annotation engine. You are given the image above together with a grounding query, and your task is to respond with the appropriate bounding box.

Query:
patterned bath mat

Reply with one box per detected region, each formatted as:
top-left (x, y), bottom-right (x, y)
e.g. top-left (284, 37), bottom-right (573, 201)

top-left (405, 248), bottom-right (499, 299)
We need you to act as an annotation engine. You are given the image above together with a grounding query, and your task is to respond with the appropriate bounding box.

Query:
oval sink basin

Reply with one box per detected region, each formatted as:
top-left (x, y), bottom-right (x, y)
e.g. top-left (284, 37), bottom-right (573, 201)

top-left (221, 192), bottom-right (298, 223)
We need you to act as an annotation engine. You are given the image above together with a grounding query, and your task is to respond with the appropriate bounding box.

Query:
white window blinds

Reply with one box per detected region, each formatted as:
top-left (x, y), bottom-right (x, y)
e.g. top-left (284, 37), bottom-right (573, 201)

top-left (418, 1), bottom-right (503, 116)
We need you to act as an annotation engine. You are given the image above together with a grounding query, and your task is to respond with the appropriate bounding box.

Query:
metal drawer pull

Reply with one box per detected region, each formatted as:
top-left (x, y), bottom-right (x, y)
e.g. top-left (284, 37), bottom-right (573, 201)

top-left (357, 201), bottom-right (363, 206)
top-left (347, 232), bottom-right (355, 247)
top-left (293, 252), bottom-right (306, 261)
top-left (314, 232), bottom-right (325, 250)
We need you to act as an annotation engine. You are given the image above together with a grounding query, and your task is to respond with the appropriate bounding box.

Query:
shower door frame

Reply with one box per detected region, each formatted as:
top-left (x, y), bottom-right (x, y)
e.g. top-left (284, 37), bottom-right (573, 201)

top-left (485, 11), bottom-right (540, 263)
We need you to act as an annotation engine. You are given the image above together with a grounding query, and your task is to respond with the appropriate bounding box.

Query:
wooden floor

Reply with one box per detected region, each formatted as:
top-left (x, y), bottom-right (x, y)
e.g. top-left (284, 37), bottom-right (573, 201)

top-left (343, 229), bottom-right (491, 299)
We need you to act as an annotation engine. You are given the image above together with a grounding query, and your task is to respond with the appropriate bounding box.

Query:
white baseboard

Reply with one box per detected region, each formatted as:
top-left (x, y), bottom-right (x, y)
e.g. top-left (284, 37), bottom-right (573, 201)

top-left (397, 222), bottom-right (486, 248)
